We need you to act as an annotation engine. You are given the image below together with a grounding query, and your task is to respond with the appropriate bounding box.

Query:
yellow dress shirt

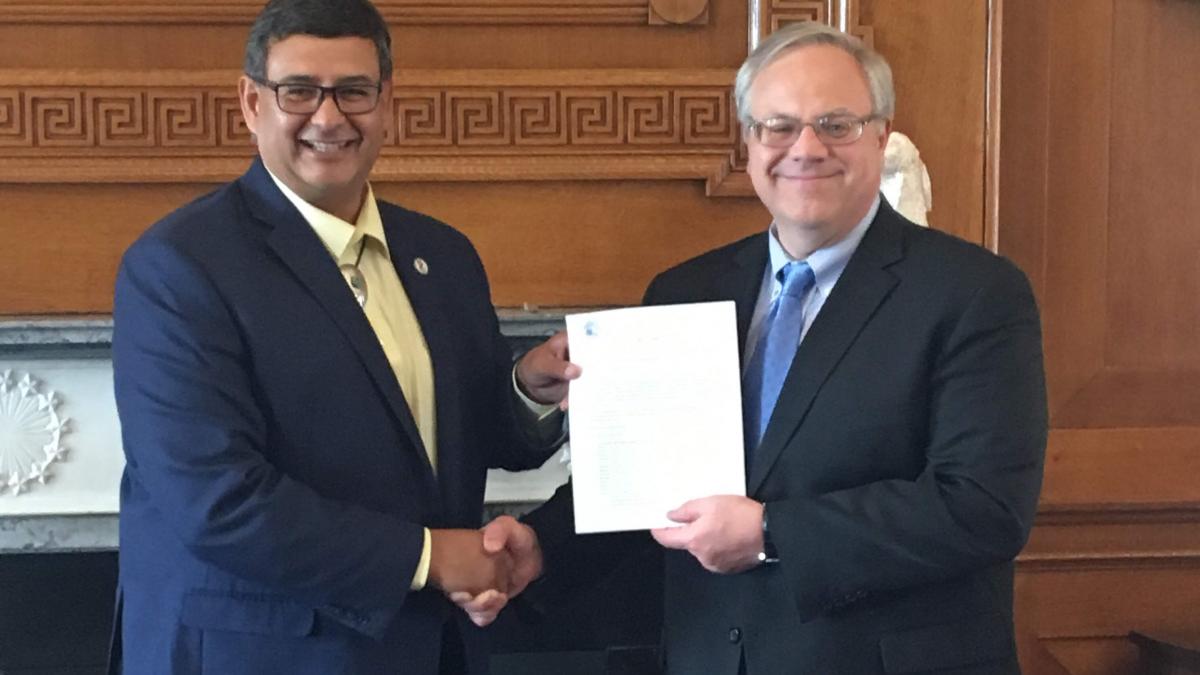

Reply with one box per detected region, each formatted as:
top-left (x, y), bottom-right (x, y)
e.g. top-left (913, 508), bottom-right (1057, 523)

top-left (269, 172), bottom-right (435, 590)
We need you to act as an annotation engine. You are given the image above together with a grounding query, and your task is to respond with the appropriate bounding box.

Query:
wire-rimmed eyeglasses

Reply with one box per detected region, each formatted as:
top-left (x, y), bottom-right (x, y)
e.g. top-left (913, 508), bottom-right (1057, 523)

top-left (746, 114), bottom-right (879, 148)
top-left (249, 76), bottom-right (383, 115)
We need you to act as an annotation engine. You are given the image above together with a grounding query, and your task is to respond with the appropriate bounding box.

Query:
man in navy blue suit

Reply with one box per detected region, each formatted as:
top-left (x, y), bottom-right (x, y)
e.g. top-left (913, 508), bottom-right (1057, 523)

top-left (110, 1), bottom-right (573, 673)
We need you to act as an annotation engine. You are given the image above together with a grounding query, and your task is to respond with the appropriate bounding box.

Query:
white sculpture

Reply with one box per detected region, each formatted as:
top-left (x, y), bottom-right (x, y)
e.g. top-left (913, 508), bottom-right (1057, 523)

top-left (881, 131), bottom-right (932, 227)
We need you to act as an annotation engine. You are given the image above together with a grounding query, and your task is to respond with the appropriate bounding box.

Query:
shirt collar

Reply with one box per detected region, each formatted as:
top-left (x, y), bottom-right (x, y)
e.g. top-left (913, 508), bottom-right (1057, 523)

top-left (766, 194), bottom-right (880, 295)
top-left (266, 169), bottom-right (390, 264)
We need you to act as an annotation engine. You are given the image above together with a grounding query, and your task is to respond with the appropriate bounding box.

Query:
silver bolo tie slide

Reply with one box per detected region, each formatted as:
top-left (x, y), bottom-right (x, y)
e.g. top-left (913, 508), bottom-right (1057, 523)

top-left (340, 237), bottom-right (369, 307)
top-left (339, 239), bottom-right (431, 309)
top-left (340, 263), bottom-right (368, 308)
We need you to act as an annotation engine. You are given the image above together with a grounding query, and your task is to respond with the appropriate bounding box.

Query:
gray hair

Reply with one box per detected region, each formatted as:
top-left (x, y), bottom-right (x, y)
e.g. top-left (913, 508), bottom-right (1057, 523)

top-left (735, 22), bottom-right (895, 127)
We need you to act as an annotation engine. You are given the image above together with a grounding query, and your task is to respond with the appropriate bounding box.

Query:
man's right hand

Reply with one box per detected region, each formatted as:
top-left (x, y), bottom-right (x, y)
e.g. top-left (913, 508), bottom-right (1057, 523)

top-left (427, 529), bottom-right (512, 596)
top-left (449, 516), bottom-right (544, 626)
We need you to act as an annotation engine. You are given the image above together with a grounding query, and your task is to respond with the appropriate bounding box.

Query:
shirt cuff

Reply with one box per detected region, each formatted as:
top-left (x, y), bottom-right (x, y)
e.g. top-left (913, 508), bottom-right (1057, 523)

top-left (512, 366), bottom-right (561, 420)
top-left (410, 527), bottom-right (432, 590)
top-left (511, 365), bottom-right (565, 450)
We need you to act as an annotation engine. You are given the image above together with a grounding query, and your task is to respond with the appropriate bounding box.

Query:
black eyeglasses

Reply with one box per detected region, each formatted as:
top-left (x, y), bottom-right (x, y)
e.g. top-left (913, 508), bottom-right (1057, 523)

top-left (249, 76), bottom-right (383, 115)
top-left (747, 114), bottom-right (878, 148)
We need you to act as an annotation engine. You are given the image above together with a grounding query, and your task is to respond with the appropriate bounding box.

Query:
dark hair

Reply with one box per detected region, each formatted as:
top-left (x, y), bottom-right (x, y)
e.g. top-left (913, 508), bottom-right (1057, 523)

top-left (244, 0), bottom-right (393, 81)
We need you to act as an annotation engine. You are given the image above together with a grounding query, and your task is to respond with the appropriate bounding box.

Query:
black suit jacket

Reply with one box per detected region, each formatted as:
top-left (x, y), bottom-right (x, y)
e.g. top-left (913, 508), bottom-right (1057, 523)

top-left (525, 200), bottom-right (1047, 675)
top-left (112, 158), bottom-right (554, 675)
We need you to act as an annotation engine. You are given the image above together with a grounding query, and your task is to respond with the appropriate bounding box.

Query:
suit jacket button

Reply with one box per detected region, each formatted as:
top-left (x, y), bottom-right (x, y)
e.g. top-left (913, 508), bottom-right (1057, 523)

top-left (728, 627), bottom-right (742, 643)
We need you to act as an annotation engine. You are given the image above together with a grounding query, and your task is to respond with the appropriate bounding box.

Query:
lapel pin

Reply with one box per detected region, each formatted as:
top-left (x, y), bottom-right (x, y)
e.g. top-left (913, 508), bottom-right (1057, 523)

top-left (413, 257), bottom-right (429, 275)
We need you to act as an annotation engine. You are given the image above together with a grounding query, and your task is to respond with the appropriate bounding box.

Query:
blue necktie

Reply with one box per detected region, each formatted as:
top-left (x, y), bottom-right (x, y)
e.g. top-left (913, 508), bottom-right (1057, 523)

top-left (743, 261), bottom-right (816, 455)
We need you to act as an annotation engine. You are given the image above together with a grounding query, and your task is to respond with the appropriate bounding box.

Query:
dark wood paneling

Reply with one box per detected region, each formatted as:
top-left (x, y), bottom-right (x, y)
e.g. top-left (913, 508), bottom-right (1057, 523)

top-left (1040, 0), bottom-right (1112, 420)
top-left (1000, 0), bottom-right (1200, 672)
top-left (1106, 0), bottom-right (1200, 372)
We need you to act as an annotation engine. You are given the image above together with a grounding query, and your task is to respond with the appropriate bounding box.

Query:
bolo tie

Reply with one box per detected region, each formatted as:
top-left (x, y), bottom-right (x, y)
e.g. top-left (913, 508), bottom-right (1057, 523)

top-left (339, 237), bottom-right (368, 308)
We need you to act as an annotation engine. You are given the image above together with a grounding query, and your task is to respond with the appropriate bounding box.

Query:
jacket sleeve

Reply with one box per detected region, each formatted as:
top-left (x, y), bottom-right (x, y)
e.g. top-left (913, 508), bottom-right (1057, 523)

top-left (520, 480), bottom-right (655, 613)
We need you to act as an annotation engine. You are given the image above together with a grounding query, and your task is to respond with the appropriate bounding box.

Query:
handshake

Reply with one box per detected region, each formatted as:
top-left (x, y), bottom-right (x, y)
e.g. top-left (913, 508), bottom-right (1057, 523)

top-left (427, 515), bottom-right (541, 627)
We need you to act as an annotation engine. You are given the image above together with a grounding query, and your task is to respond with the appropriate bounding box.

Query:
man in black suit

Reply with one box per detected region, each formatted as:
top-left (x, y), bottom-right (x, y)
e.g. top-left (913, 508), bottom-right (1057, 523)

top-left (468, 21), bottom-right (1048, 675)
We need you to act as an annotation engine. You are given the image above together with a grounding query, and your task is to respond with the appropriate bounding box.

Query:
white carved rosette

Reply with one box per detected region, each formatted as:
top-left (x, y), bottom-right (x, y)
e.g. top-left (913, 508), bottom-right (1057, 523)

top-left (0, 370), bottom-right (70, 495)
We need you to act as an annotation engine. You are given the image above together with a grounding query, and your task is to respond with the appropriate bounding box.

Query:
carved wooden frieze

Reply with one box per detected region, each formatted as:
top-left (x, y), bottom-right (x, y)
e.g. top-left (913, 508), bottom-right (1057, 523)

top-left (0, 82), bottom-right (734, 151)
top-left (393, 88), bottom-right (734, 146)
top-left (2, 0), bottom-right (708, 26)
top-left (0, 70), bottom-right (745, 192)
top-left (0, 89), bottom-right (250, 148)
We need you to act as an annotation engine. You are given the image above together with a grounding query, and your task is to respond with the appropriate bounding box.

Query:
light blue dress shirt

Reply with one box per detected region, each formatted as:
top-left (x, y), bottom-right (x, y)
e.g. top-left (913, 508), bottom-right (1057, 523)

top-left (743, 195), bottom-right (881, 372)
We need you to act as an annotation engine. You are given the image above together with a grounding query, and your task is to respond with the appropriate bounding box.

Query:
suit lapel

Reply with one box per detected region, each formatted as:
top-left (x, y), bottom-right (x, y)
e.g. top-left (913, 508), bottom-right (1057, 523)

top-left (239, 160), bottom-right (430, 469)
top-left (730, 235), bottom-right (770, 362)
top-left (379, 214), bottom-right (460, 504)
top-left (747, 205), bottom-right (906, 493)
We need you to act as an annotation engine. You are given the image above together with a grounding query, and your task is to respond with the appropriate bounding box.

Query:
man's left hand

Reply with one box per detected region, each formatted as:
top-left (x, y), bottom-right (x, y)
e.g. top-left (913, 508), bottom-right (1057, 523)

top-left (651, 496), bottom-right (765, 574)
top-left (515, 331), bottom-right (581, 409)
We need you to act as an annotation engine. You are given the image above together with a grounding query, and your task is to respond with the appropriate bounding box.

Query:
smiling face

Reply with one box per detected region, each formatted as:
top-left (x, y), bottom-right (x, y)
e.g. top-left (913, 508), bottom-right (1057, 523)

top-left (745, 44), bottom-right (890, 257)
top-left (238, 34), bottom-right (392, 222)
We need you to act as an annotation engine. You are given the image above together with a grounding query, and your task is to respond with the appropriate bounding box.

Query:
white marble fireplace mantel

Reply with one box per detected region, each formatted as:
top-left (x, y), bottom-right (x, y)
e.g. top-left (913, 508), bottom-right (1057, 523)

top-left (0, 310), bottom-right (578, 553)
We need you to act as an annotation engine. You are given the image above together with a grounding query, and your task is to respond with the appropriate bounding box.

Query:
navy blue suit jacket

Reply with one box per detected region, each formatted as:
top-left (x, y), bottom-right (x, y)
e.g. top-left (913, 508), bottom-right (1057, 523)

top-left (111, 158), bottom-right (553, 675)
top-left (524, 200), bottom-right (1047, 675)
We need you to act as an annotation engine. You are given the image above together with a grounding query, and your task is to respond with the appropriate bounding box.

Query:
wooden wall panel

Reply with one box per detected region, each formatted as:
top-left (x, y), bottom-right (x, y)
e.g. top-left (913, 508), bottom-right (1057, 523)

top-left (999, 0), bottom-right (1200, 672)
top-left (3, 0), bottom-right (710, 26)
top-left (0, 1), bottom-right (747, 71)
top-left (0, 184), bottom-right (205, 313)
top-left (1106, 1), bottom-right (1200, 373)
top-left (1015, 502), bottom-right (1200, 675)
top-left (382, 181), bottom-right (768, 306)
top-left (1003, 0), bottom-right (1200, 429)
top-left (1041, 429), bottom-right (1200, 506)
top-left (862, 0), bottom-right (987, 247)
top-left (0, 0), bottom-right (992, 315)
top-left (0, 181), bottom-right (766, 312)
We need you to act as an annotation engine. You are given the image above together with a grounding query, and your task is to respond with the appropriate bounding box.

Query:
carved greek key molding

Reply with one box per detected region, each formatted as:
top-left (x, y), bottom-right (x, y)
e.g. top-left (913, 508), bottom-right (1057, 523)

top-left (2, 0), bottom-right (707, 26)
top-left (0, 88), bottom-right (250, 148)
top-left (767, 0), bottom-right (829, 31)
top-left (0, 81), bottom-right (734, 150)
top-left (0, 69), bottom-right (751, 195)
top-left (393, 88), bottom-right (734, 146)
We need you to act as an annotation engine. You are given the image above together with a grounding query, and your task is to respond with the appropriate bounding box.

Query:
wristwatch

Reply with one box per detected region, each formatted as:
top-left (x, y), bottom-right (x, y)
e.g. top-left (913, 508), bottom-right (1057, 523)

top-left (757, 503), bottom-right (779, 564)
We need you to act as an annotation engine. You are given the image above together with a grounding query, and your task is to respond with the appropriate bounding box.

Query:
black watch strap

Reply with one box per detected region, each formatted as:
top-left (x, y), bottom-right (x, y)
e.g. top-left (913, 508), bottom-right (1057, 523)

top-left (758, 504), bottom-right (779, 564)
